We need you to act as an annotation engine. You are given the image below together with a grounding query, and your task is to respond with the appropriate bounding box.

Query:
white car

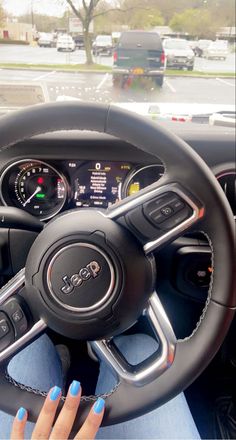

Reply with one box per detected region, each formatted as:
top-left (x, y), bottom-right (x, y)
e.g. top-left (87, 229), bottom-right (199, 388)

top-left (203, 41), bottom-right (228, 60)
top-left (92, 35), bottom-right (113, 56)
top-left (163, 39), bottom-right (195, 70)
top-left (38, 33), bottom-right (54, 48)
top-left (57, 35), bottom-right (75, 52)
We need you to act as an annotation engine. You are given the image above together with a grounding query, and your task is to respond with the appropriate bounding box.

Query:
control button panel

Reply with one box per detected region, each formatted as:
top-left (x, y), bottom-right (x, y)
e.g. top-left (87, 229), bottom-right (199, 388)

top-left (0, 311), bottom-right (14, 352)
top-left (0, 298), bottom-right (29, 352)
top-left (12, 309), bottom-right (23, 323)
top-left (124, 191), bottom-right (193, 243)
top-left (143, 192), bottom-right (192, 230)
top-left (2, 299), bottom-right (28, 338)
top-left (0, 318), bottom-right (10, 339)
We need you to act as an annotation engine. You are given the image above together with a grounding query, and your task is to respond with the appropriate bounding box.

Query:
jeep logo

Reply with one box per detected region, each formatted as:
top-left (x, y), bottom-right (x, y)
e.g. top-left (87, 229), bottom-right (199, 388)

top-left (61, 260), bottom-right (101, 294)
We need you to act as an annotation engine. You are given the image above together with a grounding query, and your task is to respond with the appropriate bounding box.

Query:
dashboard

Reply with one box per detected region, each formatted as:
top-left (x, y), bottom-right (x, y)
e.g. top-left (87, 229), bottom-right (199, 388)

top-left (0, 159), bottom-right (164, 220)
top-left (0, 124), bottom-right (235, 222)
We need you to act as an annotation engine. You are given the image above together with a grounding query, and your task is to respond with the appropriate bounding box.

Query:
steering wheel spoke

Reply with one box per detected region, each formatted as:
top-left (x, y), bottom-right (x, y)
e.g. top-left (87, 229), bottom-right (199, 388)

top-left (90, 292), bottom-right (176, 387)
top-left (107, 181), bottom-right (204, 254)
top-left (0, 269), bottom-right (46, 364)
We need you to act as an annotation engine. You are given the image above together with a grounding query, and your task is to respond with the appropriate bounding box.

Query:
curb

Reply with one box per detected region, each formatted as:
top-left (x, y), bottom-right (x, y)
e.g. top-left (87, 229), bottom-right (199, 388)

top-left (0, 66), bottom-right (235, 79)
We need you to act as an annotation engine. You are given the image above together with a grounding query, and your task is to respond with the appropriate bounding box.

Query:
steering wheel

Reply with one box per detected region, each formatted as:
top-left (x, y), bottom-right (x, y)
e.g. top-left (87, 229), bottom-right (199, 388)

top-left (0, 102), bottom-right (235, 429)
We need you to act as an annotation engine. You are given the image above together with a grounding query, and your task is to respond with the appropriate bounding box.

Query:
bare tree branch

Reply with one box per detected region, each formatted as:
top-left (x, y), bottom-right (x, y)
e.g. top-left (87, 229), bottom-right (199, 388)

top-left (82, 0), bottom-right (88, 13)
top-left (65, 0), bottom-right (84, 23)
top-left (88, 0), bottom-right (95, 18)
top-left (92, 5), bottom-right (150, 19)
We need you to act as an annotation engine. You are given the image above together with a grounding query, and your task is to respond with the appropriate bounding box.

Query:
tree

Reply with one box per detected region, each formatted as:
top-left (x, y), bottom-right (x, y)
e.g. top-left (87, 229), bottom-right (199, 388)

top-left (64, 0), bottom-right (116, 64)
top-left (0, 1), bottom-right (5, 27)
top-left (128, 8), bottom-right (164, 29)
top-left (18, 13), bottom-right (68, 32)
top-left (169, 8), bottom-right (218, 38)
top-left (94, 3), bottom-right (164, 34)
top-left (64, 0), bottom-right (151, 65)
top-left (208, 0), bottom-right (235, 28)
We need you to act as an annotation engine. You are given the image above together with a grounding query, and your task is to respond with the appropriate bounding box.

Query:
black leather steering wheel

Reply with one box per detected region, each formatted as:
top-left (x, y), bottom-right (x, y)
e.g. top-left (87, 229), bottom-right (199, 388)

top-left (0, 102), bottom-right (235, 429)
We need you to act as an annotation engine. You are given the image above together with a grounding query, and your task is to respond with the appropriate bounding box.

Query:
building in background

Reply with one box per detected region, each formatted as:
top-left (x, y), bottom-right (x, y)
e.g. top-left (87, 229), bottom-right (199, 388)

top-left (216, 27), bottom-right (236, 42)
top-left (0, 18), bottom-right (35, 43)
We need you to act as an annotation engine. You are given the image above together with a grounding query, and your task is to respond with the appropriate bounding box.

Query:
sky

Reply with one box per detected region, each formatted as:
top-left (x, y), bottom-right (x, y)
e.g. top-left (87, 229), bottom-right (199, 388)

top-left (3, 0), bottom-right (67, 17)
top-left (3, 0), bottom-right (116, 17)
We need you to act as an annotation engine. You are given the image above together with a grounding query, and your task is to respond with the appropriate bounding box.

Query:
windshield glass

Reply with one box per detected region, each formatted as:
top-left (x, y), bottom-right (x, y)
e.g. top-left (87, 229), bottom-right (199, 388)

top-left (164, 40), bottom-right (190, 49)
top-left (96, 36), bottom-right (111, 43)
top-left (0, 0), bottom-right (235, 117)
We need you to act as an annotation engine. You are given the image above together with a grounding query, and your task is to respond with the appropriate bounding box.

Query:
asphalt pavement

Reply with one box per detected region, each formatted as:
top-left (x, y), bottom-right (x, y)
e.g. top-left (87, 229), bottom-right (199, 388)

top-left (0, 44), bottom-right (235, 73)
top-left (0, 68), bottom-right (235, 105)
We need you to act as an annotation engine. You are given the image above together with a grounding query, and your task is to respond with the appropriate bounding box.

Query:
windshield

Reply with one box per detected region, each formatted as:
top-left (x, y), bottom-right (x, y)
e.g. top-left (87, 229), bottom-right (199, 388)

top-left (0, 0), bottom-right (235, 118)
top-left (198, 40), bottom-right (212, 47)
top-left (209, 41), bottom-right (228, 48)
top-left (164, 40), bottom-right (190, 50)
top-left (96, 36), bottom-right (111, 43)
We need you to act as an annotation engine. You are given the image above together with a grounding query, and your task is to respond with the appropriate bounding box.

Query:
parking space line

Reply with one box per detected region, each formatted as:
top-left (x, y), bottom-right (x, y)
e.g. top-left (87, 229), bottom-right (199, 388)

top-left (96, 73), bottom-right (110, 90)
top-left (216, 78), bottom-right (235, 87)
top-left (164, 79), bottom-right (176, 93)
top-left (33, 71), bottom-right (56, 81)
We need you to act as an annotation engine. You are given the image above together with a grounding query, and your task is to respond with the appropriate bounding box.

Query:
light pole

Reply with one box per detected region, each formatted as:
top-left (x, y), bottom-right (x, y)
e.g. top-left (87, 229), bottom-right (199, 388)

top-left (31, 0), bottom-right (34, 27)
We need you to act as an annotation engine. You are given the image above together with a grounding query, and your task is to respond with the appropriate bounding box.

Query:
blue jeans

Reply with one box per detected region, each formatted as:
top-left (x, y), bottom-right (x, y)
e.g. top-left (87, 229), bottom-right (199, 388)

top-left (0, 334), bottom-right (200, 439)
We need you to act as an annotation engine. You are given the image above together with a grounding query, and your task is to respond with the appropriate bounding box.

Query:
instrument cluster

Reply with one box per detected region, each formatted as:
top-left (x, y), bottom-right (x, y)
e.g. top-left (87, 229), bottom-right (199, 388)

top-left (0, 159), bottom-right (164, 221)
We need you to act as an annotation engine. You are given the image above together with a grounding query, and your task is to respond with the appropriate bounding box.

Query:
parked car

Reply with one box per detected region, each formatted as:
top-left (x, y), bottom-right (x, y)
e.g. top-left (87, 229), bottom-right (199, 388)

top-left (113, 30), bottom-right (165, 87)
top-left (193, 40), bottom-right (212, 57)
top-left (163, 38), bottom-right (195, 70)
top-left (38, 33), bottom-right (54, 48)
top-left (203, 40), bottom-right (228, 60)
top-left (57, 35), bottom-right (75, 52)
top-left (92, 35), bottom-right (113, 56)
top-left (73, 34), bottom-right (84, 49)
top-left (188, 40), bottom-right (197, 51)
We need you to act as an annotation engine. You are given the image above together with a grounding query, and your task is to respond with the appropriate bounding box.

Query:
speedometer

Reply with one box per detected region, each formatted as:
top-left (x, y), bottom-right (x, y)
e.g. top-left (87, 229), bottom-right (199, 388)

top-left (122, 164), bottom-right (164, 198)
top-left (0, 160), bottom-right (67, 220)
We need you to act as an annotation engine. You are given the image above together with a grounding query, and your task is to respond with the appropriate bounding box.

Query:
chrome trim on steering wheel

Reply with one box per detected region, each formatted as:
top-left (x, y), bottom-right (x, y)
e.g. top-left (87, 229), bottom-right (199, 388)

top-left (0, 319), bottom-right (47, 363)
top-left (90, 292), bottom-right (176, 387)
top-left (0, 268), bottom-right (25, 306)
top-left (0, 269), bottom-right (47, 364)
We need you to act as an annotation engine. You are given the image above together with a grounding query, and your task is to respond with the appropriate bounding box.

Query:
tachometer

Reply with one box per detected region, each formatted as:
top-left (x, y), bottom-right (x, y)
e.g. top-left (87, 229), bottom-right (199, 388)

top-left (0, 160), bottom-right (67, 220)
top-left (122, 164), bottom-right (164, 198)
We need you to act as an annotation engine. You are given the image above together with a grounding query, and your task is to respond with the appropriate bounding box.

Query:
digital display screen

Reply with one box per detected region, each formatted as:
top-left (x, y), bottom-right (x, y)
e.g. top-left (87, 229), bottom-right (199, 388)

top-left (70, 161), bottom-right (131, 208)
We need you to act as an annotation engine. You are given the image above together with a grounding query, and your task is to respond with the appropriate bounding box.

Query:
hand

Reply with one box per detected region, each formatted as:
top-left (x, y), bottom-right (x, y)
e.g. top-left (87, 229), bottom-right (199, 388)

top-left (11, 381), bottom-right (105, 440)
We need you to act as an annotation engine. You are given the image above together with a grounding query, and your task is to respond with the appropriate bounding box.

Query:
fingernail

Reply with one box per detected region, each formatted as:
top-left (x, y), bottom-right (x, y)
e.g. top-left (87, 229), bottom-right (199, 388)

top-left (70, 380), bottom-right (81, 396)
top-left (93, 398), bottom-right (105, 414)
top-left (17, 407), bottom-right (26, 421)
top-left (50, 386), bottom-right (61, 401)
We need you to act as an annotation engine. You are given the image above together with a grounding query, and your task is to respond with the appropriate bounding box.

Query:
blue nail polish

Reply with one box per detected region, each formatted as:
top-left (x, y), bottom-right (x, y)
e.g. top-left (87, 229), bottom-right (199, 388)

top-left (70, 380), bottom-right (81, 396)
top-left (17, 407), bottom-right (26, 421)
top-left (93, 398), bottom-right (105, 414)
top-left (50, 386), bottom-right (61, 401)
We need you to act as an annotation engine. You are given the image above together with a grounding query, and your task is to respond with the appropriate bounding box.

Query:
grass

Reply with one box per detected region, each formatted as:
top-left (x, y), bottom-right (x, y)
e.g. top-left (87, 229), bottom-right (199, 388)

top-left (0, 63), bottom-right (234, 77)
top-left (0, 63), bottom-right (112, 72)
top-left (165, 69), bottom-right (235, 77)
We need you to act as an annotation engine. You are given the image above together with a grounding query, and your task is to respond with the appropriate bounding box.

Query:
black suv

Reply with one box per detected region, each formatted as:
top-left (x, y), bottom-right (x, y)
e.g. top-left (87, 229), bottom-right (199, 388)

top-left (73, 34), bottom-right (84, 49)
top-left (113, 30), bottom-right (165, 87)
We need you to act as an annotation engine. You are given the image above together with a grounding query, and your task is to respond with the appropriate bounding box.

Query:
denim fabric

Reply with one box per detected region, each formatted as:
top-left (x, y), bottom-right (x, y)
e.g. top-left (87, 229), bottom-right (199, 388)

top-left (96, 334), bottom-right (200, 439)
top-left (0, 334), bottom-right (200, 439)
top-left (0, 334), bottom-right (63, 439)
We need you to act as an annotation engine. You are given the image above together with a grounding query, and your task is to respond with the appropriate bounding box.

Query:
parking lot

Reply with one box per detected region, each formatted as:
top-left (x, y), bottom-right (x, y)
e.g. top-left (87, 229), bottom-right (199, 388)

top-left (0, 44), bottom-right (235, 73)
top-left (0, 68), bottom-right (235, 105)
